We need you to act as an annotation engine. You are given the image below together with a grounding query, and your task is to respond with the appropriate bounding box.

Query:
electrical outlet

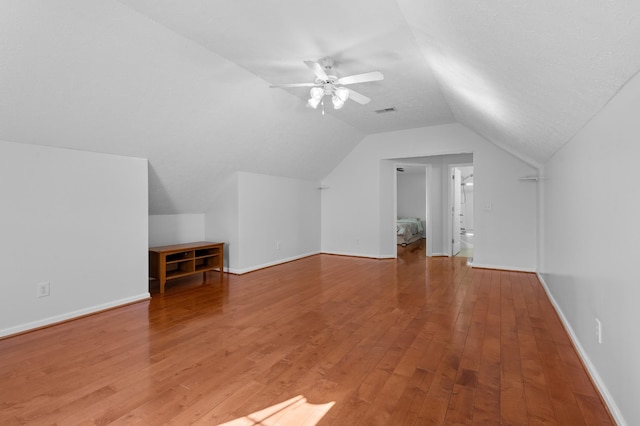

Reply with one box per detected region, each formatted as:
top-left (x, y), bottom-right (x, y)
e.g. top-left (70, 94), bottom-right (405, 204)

top-left (595, 318), bottom-right (602, 344)
top-left (37, 282), bottom-right (50, 298)
top-left (483, 203), bottom-right (493, 211)
top-left (276, 241), bottom-right (280, 250)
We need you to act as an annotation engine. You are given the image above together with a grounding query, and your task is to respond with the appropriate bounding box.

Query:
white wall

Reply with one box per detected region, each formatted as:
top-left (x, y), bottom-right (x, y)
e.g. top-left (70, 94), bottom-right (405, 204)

top-left (322, 123), bottom-right (537, 270)
top-left (540, 71), bottom-right (640, 426)
top-left (149, 214), bottom-right (205, 247)
top-left (205, 172), bottom-right (321, 274)
top-left (204, 173), bottom-right (239, 271)
top-left (0, 141), bottom-right (149, 337)
top-left (0, 1), bottom-right (364, 216)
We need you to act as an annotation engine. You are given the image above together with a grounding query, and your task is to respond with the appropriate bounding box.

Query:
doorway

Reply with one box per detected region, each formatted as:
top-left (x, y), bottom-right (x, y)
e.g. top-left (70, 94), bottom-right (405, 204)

top-left (388, 154), bottom-right (473, 260)
top-left (395, 164), bottom-right (431, 257)
top-left (450, 165), bottom-right (474, 258)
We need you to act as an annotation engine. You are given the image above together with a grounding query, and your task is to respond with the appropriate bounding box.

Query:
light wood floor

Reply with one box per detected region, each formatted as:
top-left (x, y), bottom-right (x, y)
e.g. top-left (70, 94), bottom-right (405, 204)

top-left (0, 241), bottom-right (613, 425)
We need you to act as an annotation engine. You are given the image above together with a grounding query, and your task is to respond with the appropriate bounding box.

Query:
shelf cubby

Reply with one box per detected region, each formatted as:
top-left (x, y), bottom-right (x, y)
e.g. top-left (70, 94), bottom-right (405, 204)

top-left (195, 256), bottom-right (218, 271)
top-left (195, 247), bottom-right (219, 257)
top-left (166, 251), bottom-right (194, 262)
top-left (165, 260), bottom-right (195, 278)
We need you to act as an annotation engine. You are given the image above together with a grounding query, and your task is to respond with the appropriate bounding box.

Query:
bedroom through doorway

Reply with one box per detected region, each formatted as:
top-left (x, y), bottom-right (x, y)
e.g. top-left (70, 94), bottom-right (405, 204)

top-left (395, 164), bottom-right (430, 255)
top-left (391, 153), bottom-right (474, 260)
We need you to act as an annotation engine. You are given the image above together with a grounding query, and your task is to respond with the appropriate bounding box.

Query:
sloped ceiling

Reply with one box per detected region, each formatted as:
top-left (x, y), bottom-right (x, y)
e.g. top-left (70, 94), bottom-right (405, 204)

top-left (396, 0), bottom-right (640, 165)
top-left (2, 1), bottom-right (640, 213)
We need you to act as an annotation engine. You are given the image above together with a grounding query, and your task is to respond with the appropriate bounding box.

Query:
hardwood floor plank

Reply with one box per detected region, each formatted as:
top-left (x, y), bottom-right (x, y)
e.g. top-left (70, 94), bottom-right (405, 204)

top-left (444, 383), bottom-right (476, 425)
top-left (416, 396), bottom-right (449, 424)
top-left (575, 393), bottom-right (616, 426)
top-left (188, 380), bottom-right (266, 425)
top-left (359, 372), bottom-right (412, 425)
top-left (499, 270), bottom-right (529, 424)
top-left (0, 244), bottom-right (614, 425)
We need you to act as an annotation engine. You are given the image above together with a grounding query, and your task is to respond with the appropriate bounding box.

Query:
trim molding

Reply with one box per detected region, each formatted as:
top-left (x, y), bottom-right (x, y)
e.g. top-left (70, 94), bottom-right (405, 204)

top-left (471, 263), bottom-right (536, 273)
top-left (227, 251), bottom-right (320, 275)
top-left (227, 251), bottom-right (396, 274)
top-left (537, 273), bottom-right (626, 426)
top-left (321, 250), bottom-right (395, 260)
top-left (0, 293), bottom-right (150, 339)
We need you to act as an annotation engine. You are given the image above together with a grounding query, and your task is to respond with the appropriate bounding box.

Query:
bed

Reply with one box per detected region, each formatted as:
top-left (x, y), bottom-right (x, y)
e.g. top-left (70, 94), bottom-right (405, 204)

top-left (397, 217), bottom-right (424, 246)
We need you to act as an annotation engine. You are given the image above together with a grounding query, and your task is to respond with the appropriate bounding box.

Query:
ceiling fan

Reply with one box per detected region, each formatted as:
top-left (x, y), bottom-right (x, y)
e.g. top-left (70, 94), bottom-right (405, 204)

top-left (269, 57), bottom-right (383, 110)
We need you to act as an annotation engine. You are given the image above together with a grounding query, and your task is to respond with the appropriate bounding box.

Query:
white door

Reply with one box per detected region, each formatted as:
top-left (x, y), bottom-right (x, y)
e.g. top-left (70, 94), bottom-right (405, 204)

top-left (452, 168), bottom-right (462, 256)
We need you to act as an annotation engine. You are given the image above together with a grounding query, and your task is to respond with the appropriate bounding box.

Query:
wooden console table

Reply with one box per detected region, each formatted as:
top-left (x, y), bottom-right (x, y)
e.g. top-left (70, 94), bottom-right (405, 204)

top-left (149, 241), bottom-right (224, 294)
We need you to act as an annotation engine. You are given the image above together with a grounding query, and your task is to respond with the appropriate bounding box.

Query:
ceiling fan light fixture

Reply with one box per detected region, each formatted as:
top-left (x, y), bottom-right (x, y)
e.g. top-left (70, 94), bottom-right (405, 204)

top-left (332, 95), bottom-right (345, 110)
top-left (309, 87), bottom-right (324, 100)
top-left (308, 97), bottom-right (321, 109)
top-left (335, 86), bottom-right (349, 102)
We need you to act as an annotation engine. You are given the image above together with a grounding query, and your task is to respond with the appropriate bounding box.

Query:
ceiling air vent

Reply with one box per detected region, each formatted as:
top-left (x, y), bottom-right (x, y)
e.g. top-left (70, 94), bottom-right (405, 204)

top-left (375, 107), bottom-right (397, 114)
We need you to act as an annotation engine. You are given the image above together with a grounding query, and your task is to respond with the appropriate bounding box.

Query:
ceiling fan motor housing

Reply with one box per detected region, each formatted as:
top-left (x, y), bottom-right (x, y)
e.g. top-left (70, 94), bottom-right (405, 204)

top-left (315, 76), bottom-right (338, 85)
top-left (319, 56), bottom-right (335, 71)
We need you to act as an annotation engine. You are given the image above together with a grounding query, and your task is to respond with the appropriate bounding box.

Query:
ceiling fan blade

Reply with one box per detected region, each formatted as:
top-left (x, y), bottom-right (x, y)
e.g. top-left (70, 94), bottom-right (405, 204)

top-left (269, 82), bottom-right (319, 88)
top-left (337, 71), bottom-right (384, 85)
top-left (347, 89), bottom-right (371, 105)
top-left (304, 60), bottom-right (329, 81)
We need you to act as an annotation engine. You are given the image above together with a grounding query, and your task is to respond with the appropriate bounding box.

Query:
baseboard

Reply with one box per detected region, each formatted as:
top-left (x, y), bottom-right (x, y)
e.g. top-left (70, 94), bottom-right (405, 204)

top-left (0, 293), bottom-right (150, 339)
top-left (321, 250), bottom-right (395, 260)
top-left (227, 251), bottom-right (320, 275)
top-left (471, 262), bottom-right (536, 273)
top-left (536, 273), bottom-right (626, 426)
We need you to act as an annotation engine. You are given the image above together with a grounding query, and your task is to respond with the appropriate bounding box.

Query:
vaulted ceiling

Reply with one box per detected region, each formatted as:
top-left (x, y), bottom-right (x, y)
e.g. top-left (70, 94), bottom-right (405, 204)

top-left (2, 1), bottom-right (640, 214)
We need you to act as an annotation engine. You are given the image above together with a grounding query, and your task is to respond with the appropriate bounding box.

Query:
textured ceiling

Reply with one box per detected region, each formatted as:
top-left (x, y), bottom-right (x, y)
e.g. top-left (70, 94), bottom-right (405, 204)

top-left (118, 0), bottom-right (640, 167)
top-left (396, 0), bottom-right (640, 165)
top-left (116, 0), bottom-right (456, 133)
top-left (2, 1), bottom-right (640, 213)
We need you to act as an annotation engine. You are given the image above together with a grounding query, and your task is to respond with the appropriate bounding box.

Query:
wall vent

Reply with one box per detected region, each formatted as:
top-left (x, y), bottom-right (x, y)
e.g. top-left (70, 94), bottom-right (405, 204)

top-left (374, 107), bottom-right (397, 114)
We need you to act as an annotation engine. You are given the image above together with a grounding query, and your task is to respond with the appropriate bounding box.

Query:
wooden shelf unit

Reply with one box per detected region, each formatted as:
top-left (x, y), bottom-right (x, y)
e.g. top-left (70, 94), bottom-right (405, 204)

top-left (149, 241), bottom-right (224, 294)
